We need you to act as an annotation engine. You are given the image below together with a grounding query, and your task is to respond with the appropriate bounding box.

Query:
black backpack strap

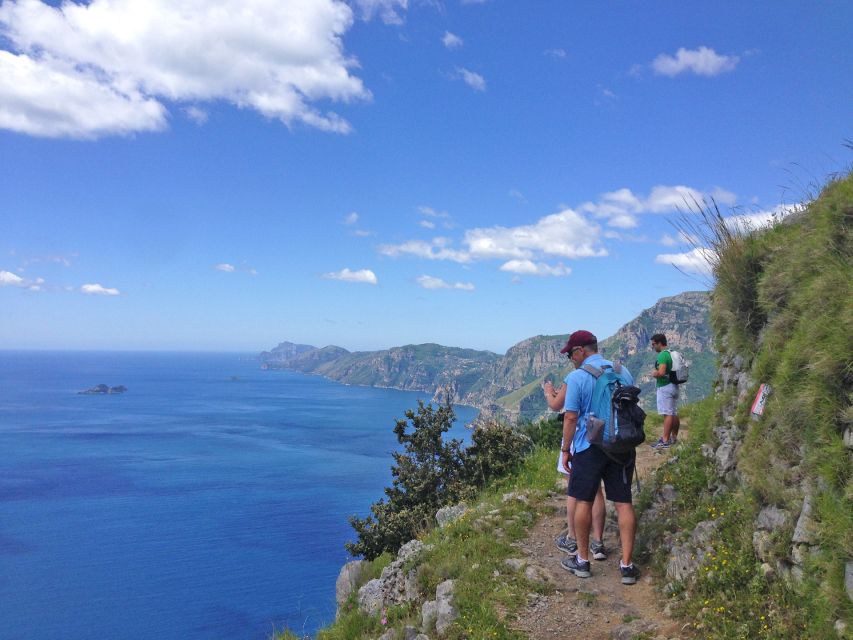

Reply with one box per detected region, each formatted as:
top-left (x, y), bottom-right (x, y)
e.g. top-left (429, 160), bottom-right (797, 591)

top-left (581, 364), bottom-right (603, 378)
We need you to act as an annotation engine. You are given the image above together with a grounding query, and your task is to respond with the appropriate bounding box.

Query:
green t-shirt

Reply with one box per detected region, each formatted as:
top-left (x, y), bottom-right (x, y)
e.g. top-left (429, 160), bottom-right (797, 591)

top-left (656, 350), bottom-right (673, 387)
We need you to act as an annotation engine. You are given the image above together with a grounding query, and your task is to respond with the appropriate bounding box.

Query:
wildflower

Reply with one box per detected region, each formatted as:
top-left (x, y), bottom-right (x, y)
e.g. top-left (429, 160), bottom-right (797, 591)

top-left (381, 609), bottom-right (387, 626)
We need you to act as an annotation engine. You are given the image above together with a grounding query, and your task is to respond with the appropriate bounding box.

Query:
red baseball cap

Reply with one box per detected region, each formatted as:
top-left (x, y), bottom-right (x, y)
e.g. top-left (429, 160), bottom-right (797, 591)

top-left (560, 330), bottom-right (597, 353)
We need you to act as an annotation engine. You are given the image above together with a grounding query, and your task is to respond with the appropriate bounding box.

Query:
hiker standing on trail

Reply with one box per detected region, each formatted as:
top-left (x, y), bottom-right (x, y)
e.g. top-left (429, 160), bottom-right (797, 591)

top-left (556, 330), bottom-right (640, 585)
top-left (650, 333), bottom-right (680, 448)
top-left (541, 390), bottom-right (606, 562)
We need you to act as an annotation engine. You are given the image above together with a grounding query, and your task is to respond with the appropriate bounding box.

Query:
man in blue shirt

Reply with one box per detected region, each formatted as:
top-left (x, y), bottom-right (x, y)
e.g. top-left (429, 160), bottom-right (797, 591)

top-left (558, 330), bottom-right (640, 585)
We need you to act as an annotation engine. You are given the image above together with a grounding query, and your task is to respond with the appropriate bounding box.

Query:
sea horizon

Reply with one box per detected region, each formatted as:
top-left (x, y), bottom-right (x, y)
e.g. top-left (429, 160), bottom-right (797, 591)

top-left (0, 350), bottom-right (478, 639)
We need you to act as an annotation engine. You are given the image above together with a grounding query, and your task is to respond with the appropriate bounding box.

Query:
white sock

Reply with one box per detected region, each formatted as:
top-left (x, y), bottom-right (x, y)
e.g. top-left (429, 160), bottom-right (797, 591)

top-left (620, 562), bottom-right (633, 569)
top-left (577, 556), bottom-right (589, 564)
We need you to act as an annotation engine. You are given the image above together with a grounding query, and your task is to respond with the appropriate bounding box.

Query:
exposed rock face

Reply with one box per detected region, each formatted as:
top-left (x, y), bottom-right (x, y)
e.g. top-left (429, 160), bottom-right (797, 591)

top-left (357, 540), bottom-right (430, 616)
top-left (335, 560), bottom-right (367, 614)
top-left (78, 384), bottom-right (127, 394)
top-left (435, 504), bottom-right (468, 528)
top-left (259, 291), bottom-right (715, 418)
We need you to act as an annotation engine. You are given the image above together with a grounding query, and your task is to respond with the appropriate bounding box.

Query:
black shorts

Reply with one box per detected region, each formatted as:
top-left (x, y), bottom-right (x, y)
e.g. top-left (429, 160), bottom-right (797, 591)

top-left (568, 446), bottom-right (635, 504)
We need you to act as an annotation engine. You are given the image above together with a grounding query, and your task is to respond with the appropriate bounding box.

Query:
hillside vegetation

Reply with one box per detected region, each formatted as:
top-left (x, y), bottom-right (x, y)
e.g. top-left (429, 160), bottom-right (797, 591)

top-left (260, 291), bottom-right (716, 419)
top-left (638, 169), bottom-right (852, 638)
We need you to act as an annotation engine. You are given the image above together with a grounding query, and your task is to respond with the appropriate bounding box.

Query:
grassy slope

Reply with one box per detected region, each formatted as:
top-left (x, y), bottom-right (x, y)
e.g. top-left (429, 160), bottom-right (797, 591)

top-left (291, 447), bottom-right (558, 640)
top-left (640, 171), bottom-right (852, 638)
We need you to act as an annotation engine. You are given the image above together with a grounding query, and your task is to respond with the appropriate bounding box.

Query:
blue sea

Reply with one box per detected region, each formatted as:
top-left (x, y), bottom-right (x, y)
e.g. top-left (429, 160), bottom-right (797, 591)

top-left (0, 351), bottom-right (477, 640)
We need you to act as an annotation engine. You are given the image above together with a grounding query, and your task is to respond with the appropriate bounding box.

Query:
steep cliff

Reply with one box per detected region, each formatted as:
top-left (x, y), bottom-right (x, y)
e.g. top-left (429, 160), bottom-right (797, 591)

top-left (480, 290), bottom-right (715, 418)
top-left (260, 291), bottom-right (715, 417)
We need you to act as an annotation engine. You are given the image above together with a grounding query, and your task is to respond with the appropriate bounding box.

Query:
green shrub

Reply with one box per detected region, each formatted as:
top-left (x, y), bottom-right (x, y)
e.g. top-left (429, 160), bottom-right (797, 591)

top-left (347, 402), bottom-right (541, 560)
top-left (347, 400), bottom-right (469, 560)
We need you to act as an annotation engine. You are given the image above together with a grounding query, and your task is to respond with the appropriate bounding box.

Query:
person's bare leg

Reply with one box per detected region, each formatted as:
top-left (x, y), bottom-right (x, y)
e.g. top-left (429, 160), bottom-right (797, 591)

top-left (574, 500), bottom-right (592, 562)
top-left (670, 415), bottom-right (680, 442)
top-left (614, 501), bottom-right (636, 566)
top-left (662, 414), bottom-right (674, 443)
top-left (567, 495), bottom-right (576, 537)
top-left (591, 486), bottom-right (605, 542)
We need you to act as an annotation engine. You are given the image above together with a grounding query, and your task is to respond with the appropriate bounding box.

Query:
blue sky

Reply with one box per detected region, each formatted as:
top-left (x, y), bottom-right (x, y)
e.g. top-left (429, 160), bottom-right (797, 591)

top-left (1, 0), bottom-right (851, 353)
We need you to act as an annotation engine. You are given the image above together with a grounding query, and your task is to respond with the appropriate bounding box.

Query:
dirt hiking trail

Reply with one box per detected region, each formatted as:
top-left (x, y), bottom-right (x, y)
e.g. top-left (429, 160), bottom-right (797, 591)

top-left (512, 435), bottom-right (687, 640)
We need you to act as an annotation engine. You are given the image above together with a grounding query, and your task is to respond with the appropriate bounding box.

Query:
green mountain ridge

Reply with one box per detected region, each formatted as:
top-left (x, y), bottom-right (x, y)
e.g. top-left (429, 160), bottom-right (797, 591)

top-left (260, 291), bottom-right (715, 417)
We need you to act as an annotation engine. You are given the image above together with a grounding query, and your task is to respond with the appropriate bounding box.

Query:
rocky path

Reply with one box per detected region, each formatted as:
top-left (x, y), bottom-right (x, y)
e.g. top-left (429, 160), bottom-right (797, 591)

top-left (512, 438), bottom-right (685, 640)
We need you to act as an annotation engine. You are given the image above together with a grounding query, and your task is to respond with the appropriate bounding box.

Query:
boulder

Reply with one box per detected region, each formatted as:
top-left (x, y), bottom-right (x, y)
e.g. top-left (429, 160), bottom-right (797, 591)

top-left (434, 580), bottom-right (458, 636)
top-left (792, 488), bottom-right (817, 544)
top-left (715, 441), bottom-right (737, 474)
top-left (666, 543), bottom-right (705, 584)
top-left (843, 428), bottom-right (853, 450)
top-left (336, 560), bottom-right (367, 612)
top-left (403, 625), bottom-right (419, 640)
top-left (690, 519), bottom-right (720, 547)
top-left (358, 540), bottom-right (430, 615)
top-left (435, 599), bottom-right (458, 636)
top-left (435, 504), bottom-right (468, 528)
top-left (377, 630), bottom-right (394, 640)
top-left (421, 600), bottom-right (438, 632)
top-left (358, 579), bottom-right (384, 616)
top-left (756, 505), bottom-right (792, 532)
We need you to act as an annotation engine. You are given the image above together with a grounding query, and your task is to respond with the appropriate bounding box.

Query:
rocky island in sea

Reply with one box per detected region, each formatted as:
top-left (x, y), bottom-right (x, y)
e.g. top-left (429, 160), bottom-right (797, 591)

top-left (78, 384), bottom-right (127, 395)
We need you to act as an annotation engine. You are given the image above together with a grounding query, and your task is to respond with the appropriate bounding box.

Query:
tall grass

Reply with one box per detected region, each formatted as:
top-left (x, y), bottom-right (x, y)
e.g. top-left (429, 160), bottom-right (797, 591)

top-left (645, 169), bottom-right (853, 638)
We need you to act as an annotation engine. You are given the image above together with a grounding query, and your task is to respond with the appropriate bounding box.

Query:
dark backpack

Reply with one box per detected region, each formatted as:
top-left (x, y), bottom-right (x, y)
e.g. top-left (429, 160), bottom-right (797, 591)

top-left (582, 363), bottom-right (646, 455)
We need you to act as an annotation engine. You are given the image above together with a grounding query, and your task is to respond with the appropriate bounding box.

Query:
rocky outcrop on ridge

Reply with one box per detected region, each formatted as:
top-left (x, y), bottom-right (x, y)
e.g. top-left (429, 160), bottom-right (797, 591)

top-left (260, 291), bottom-right (715, 418)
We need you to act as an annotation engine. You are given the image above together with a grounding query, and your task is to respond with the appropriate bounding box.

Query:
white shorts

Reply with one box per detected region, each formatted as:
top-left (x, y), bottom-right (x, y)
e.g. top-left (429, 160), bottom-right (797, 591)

top-left (656, 383), bottom-right (679, 416)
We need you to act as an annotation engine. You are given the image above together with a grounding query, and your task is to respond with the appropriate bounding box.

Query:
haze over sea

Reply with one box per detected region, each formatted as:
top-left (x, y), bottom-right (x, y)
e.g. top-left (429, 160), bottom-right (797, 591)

top-left (0, 351), bottom-right (477, 640)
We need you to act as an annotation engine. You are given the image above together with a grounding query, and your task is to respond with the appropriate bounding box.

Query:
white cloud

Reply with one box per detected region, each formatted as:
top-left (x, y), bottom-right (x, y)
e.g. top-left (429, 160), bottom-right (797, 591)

top-left (578, 184), bottom-right (737, 228)
top-left (353, 229), bottom-right (374, 237)
top-left (382, 207), bottom-right (607, 266)
top-left (81, 283), bottom-right (120, 296)
top-left (354, 0), bottom-right (408, 24)
top-left (652, 46), bottom-right (739, 77)
top-left (660, 233), bottom-right (678, 247)
top-left (416, 275), bottom-right (474, 291)
top-left (499, 260), bottom-right (571, 277)
top-left (323, 267), bottom-right (378, 284)
top-left (0, 0), bottom-right (370, 139)
top-left (464, 208), bottom-right (607, 260)
top-left (215, 263), bottom-right (236, 272)
top-left (544, 48), bottom-right (567, 59)
top-left (725, 204), bottom-right (800, 233)
top-left (419, 220), bottom-right (436, 229)
top-left (509, 189), bottom-right (527, 203)
top-left (184, 106), bottom-right (208, 125)
top-left (0, 270), bottom-right (25, 286)
top-left (0, 51), bottom-right (167, 138)
top-left (343, 211), bottom-right (359, 225)
top-left (378, 238), bottom-right (471, 263)
top-left (418, 205), bottom-right (451, 219)
top-left (443, 31), bottom-right (463, 49)
top-left (655, 247), bottom-right (715, 276)
top-left (455, 67), bottom-right (486, 91)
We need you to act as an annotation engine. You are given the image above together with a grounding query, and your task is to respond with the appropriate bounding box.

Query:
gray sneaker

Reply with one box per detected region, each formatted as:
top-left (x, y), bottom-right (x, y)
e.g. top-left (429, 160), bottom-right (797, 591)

top-left (620, 563), bottom-right (640, 585)
top-left (555, 534), bottom-right (578, 555)
top-left (590, 538), bottom-right (607, 561)
top-left (561, 555), bottom-right (591, 578)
